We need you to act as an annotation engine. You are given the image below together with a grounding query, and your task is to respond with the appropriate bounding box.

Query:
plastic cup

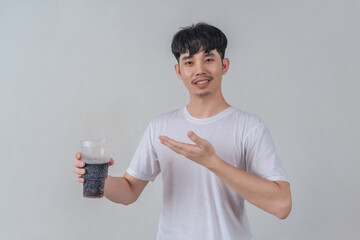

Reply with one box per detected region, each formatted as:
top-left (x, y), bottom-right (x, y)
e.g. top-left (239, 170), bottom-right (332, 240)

top-left (80, 140), bottom-right (111, 198)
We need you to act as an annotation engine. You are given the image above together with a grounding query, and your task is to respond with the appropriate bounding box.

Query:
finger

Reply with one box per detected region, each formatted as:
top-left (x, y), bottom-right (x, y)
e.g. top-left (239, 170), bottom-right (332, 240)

top-left (162, 140), bottom-right (182, 154)
top-left (187, 131), bottom-right (204, 147)
top-left (159, 136), bottom-right (183, 152)
top-left (159, 136), bottom-right (195, 156)
top-left (109, 158), bottom-right (114, 166)
top-left (75, 152), bottom-right (82, 160)
top-left (73, 159), bottom-right (85, 168)
top-left (74, 167), bottom-right (86, 175)
top-left (76, 176), bottom-right (85, 183)
top-left (160, 136), bottom-right (197, 152)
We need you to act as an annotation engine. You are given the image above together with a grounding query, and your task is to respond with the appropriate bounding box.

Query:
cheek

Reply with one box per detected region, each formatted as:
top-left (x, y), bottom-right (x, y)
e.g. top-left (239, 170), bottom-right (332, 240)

top-left (210, 64), bottom-right (222, 73)
top-left (212, 66), bottom-right (223, 77)
top-left (181, 69), bottom-right (192, 79)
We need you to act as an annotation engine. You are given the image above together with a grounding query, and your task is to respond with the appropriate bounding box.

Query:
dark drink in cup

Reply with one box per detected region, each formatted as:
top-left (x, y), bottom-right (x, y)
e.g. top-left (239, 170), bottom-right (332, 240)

top-left (80, 140), bottom-right (111, 198)
top-left (82, 162), bottom-right (109, 198)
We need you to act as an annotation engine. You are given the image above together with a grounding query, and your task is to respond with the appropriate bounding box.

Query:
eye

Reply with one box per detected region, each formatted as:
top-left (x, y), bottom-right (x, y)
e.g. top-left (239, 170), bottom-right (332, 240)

top-left (184, 61), bottom-right (193, 65)
top-left (205, 58), bottom-right (214, 62)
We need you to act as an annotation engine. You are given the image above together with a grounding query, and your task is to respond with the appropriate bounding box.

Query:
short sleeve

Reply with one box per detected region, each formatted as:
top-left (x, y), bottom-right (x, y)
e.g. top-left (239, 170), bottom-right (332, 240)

top-left (126, 122), bottom-right (161, 182)
top-left (243, 123), bottom-right (289, 183)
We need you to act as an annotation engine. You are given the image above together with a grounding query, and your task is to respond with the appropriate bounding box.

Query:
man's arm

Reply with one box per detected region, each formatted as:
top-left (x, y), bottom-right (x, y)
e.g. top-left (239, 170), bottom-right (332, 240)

top-left (74, 152), bottom-right (148, 205)
top-left (159, 131), bottom-right (292, 219)
top-left (104, 173), bottom-right (149, 205)
top-left (206, 155), bottom-right (291, 219)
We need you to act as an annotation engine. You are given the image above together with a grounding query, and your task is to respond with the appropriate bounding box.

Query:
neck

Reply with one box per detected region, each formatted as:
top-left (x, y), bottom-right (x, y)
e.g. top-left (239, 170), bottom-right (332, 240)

top-left (186, 90), bottom-right (230, 119)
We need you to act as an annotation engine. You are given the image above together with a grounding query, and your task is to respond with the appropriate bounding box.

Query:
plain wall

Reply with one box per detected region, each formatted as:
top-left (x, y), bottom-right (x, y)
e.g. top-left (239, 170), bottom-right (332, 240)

top-left (1, 0), bottom-right (359, 239)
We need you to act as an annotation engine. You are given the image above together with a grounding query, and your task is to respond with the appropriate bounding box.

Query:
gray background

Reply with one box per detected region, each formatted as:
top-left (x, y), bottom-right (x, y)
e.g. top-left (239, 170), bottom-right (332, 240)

top-left (1, 0), bottom-right (359, 239)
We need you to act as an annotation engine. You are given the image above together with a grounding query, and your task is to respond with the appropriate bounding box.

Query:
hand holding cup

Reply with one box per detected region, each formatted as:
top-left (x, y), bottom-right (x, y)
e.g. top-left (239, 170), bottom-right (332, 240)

top-left (73, 152), bottom-right (114, 183)
top-left (73, 140), bottom-right (112, 198)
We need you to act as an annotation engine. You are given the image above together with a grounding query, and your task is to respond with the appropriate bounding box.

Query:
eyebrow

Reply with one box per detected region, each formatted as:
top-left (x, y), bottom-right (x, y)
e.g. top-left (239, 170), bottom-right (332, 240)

top-left (204, 52), bottom-right (215, 57)
top-left (181, 52), bottom-right (216, 61)
top-left (181, 55), bottom-right (192, 61)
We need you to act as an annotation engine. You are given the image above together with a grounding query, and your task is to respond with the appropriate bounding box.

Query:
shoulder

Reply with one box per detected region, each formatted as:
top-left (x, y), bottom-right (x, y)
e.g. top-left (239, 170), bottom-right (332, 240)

top-left (229, 106), bottom-right (270, 145)
top-left (231, 106), bottom-right (265, 130)
top-left (147, 107), bottom-right (183, 129)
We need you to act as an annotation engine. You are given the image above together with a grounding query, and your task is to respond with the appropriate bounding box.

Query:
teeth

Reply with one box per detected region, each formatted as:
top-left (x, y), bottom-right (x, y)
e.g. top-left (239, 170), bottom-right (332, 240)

top-left (196, 80), bottom-right (209, 84)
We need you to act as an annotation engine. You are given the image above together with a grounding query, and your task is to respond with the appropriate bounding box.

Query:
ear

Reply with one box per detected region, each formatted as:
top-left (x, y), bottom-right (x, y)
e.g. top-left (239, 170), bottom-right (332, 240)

top-left (174, 64), bottom-right (182, 80)
top-left (222, 58), bottom-right (230, 75)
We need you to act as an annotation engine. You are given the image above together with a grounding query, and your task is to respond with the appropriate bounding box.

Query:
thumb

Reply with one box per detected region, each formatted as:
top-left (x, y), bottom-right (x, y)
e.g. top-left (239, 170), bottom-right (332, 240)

top-left (187, 131), bottom-right (203, 146)
top-left (109, 158), bottom-right (115, 166)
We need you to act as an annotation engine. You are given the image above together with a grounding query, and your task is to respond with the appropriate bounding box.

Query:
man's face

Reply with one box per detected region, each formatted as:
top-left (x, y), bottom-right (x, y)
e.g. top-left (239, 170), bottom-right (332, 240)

top-left (175, 48), bottom-right (229, 98)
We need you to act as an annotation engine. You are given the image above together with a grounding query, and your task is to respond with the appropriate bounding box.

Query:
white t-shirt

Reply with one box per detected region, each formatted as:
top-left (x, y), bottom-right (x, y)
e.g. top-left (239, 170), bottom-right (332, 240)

top-left (127, 106), bottom-right (289, 240)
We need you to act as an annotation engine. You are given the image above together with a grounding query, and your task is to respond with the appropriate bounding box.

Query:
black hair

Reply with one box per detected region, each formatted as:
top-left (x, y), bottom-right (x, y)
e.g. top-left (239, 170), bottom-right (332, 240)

top-left (171, 22), bottom-right (228, 62)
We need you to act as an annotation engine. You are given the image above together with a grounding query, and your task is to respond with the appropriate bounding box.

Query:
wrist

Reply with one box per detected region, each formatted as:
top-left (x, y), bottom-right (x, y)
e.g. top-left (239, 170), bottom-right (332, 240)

top-left (205, 154), bottom-right (222, 171)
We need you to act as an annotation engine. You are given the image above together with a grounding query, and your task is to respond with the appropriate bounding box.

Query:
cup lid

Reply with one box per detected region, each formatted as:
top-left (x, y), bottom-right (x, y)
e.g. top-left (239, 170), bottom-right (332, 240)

top-left (80, 140), bottom-right (110, 148)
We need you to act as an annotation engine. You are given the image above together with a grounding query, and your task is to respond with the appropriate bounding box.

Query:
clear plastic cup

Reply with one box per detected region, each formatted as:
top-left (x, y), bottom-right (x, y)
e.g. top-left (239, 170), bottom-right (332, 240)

top-left (80, 140), bottom-right (111, 198)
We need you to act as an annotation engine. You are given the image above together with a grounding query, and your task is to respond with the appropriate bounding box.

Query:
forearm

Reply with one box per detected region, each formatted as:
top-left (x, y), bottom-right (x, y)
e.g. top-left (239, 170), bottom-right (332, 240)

top-left (206, 156), bottom-right (291, 219)
top-left (104, 176), bottom-right (136, 205)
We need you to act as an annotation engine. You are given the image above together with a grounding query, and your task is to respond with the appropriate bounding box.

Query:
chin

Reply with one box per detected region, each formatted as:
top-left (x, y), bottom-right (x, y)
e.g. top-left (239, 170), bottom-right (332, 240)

top-left (195, 91), bottom-right (211, 97)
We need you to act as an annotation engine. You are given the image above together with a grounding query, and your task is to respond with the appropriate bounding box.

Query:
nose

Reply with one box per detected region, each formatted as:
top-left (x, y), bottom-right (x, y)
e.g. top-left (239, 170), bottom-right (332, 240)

top-left (195, 62), bottom-right (206, 76)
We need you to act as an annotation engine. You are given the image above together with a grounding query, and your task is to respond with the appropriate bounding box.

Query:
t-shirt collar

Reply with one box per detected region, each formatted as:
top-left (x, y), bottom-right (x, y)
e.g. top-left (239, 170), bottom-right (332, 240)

top-left (182, 105), bottom-right (235, 124)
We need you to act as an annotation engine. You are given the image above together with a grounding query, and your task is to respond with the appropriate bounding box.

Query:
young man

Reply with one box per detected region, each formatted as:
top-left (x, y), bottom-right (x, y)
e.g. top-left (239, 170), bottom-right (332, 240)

top-left (74, 23), bottom-right (291, 240)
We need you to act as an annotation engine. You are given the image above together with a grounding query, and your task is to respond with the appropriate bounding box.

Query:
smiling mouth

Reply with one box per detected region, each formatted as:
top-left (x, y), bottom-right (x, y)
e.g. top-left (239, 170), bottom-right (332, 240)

top-left (194, 79), bottom-right (211, 84)
top-left (192, 76), bottom-right (213, 85)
